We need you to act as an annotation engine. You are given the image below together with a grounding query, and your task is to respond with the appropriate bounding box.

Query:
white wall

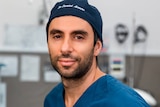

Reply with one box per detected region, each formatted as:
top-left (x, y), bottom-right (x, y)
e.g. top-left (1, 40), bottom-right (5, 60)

top-left (0, 0), bottom-right (160, 56)
top-left (0, 0), bottom-right (43, 45)
top-left (89, 0), bottom-right (160, 56)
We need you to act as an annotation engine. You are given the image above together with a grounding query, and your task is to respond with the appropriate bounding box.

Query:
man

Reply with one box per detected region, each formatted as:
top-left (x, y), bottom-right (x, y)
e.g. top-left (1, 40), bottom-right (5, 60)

top-left (44, 0), bottom-right (150, 107)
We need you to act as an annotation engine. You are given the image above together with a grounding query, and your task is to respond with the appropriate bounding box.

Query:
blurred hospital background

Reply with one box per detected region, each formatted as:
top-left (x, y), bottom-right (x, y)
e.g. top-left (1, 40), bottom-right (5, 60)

top-left (0, 0), bottom-right (160, 107)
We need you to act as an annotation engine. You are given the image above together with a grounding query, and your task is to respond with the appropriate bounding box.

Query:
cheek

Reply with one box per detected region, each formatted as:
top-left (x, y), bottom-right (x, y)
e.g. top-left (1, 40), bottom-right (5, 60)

top-left (75, 44), bottom-right (89, 52)
top-left (75, 45), bottom-right (94, 59)
top-left (48, 38), bottom-right (59, 49)
top-left (48, 43), bottom-right (58, 55)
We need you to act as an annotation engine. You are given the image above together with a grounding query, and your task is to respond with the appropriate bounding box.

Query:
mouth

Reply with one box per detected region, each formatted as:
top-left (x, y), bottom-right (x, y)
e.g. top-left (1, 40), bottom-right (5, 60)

top-left (58, 58), bottom-right (77, 67)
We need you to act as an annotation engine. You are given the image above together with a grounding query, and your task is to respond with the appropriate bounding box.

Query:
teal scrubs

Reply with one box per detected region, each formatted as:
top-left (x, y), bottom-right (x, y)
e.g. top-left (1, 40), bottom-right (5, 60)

top-left (44, 75), bottom-right (150, 107)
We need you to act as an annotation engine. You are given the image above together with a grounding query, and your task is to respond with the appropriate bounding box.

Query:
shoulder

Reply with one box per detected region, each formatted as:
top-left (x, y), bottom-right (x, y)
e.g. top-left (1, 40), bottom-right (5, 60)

top-left (93, 75), bottom-right (150, 107)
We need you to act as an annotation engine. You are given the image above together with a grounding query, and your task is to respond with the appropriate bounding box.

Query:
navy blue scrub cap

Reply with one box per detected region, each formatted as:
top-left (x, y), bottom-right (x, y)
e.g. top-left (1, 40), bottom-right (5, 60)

top-left (46, 0), bottom-right (103, 44)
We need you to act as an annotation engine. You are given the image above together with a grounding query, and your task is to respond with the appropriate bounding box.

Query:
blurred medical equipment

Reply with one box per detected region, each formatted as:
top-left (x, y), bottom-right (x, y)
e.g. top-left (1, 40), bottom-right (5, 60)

top-left (129, 14), bottom-right (157, 106)
top-left (0, 63), bottom-right (6, 83)
top-left (134, 88), bottom-right (157, 106)
top-left (0, 63), bottom-right (6, 107)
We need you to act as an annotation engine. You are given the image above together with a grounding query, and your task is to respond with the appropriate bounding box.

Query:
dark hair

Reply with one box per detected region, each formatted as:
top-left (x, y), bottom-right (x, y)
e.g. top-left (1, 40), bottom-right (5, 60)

top-left (93, 29), bottom-right (101, 66)
top-left (93, 29), bottom-right (99, 46)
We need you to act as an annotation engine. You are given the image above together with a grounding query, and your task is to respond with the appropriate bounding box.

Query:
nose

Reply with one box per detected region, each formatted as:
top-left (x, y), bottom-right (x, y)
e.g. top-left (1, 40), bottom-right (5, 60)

top-left (61, 37), bottom-right (73, 54)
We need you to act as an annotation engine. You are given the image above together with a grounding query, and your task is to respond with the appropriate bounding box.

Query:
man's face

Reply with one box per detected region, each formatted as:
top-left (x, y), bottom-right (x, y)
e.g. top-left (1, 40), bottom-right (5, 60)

top-left (47, 16), bottom-right (99, 80)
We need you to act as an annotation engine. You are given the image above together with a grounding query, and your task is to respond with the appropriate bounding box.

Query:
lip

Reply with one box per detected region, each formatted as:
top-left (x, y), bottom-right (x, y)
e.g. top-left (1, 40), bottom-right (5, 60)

top-left (58, 58), bottom-right (76, 67)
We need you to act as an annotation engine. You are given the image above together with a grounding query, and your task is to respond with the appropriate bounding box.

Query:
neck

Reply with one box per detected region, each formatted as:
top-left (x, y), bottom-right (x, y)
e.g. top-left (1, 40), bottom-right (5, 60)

top-left (62, 67), bottom-right (105, 107)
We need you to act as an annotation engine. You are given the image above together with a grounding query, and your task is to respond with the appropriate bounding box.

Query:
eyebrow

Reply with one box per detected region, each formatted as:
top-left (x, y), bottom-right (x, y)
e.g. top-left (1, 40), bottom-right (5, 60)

top-left (71, 30), bottom-right (88, 36)
top-left (49, 29), bottom-right (63, 35)
top-left (49, 29), bottom-right (88, 36)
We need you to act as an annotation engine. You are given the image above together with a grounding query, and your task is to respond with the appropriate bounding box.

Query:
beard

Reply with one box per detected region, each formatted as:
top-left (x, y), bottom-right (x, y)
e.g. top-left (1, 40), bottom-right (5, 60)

top-left (49, 48), bottom-right (94, 80)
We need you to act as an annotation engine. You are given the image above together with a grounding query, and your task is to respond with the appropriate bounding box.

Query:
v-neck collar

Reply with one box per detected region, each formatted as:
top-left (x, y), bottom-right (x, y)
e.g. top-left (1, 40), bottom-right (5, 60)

top-left (58, 75), bottom-right (108, 107)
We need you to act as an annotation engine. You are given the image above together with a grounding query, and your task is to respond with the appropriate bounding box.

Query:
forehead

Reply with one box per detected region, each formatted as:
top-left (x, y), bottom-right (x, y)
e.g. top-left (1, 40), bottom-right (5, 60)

top-left (49, 16), bottom-right (94, 33)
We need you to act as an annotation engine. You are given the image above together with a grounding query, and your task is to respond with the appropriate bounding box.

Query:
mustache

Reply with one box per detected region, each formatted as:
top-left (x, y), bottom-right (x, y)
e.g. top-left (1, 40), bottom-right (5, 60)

top-left (56, 53), bottom-right (80, 61)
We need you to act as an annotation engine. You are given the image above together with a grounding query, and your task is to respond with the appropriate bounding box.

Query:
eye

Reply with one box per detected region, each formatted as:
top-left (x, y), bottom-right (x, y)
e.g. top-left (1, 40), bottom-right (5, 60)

top-left (74, 34), bottom-right (84, 40)
top-left (49, 29), bottom-right (63, 40)
top-left (52, 34), bottom-right (62, 40)
top-left (72, 30), bottom-right (87, 41)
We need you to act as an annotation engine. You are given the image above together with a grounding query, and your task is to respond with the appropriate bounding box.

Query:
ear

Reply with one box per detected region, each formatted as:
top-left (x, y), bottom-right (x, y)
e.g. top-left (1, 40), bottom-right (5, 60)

top-left (94, 40), bottom-right (102, 56)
